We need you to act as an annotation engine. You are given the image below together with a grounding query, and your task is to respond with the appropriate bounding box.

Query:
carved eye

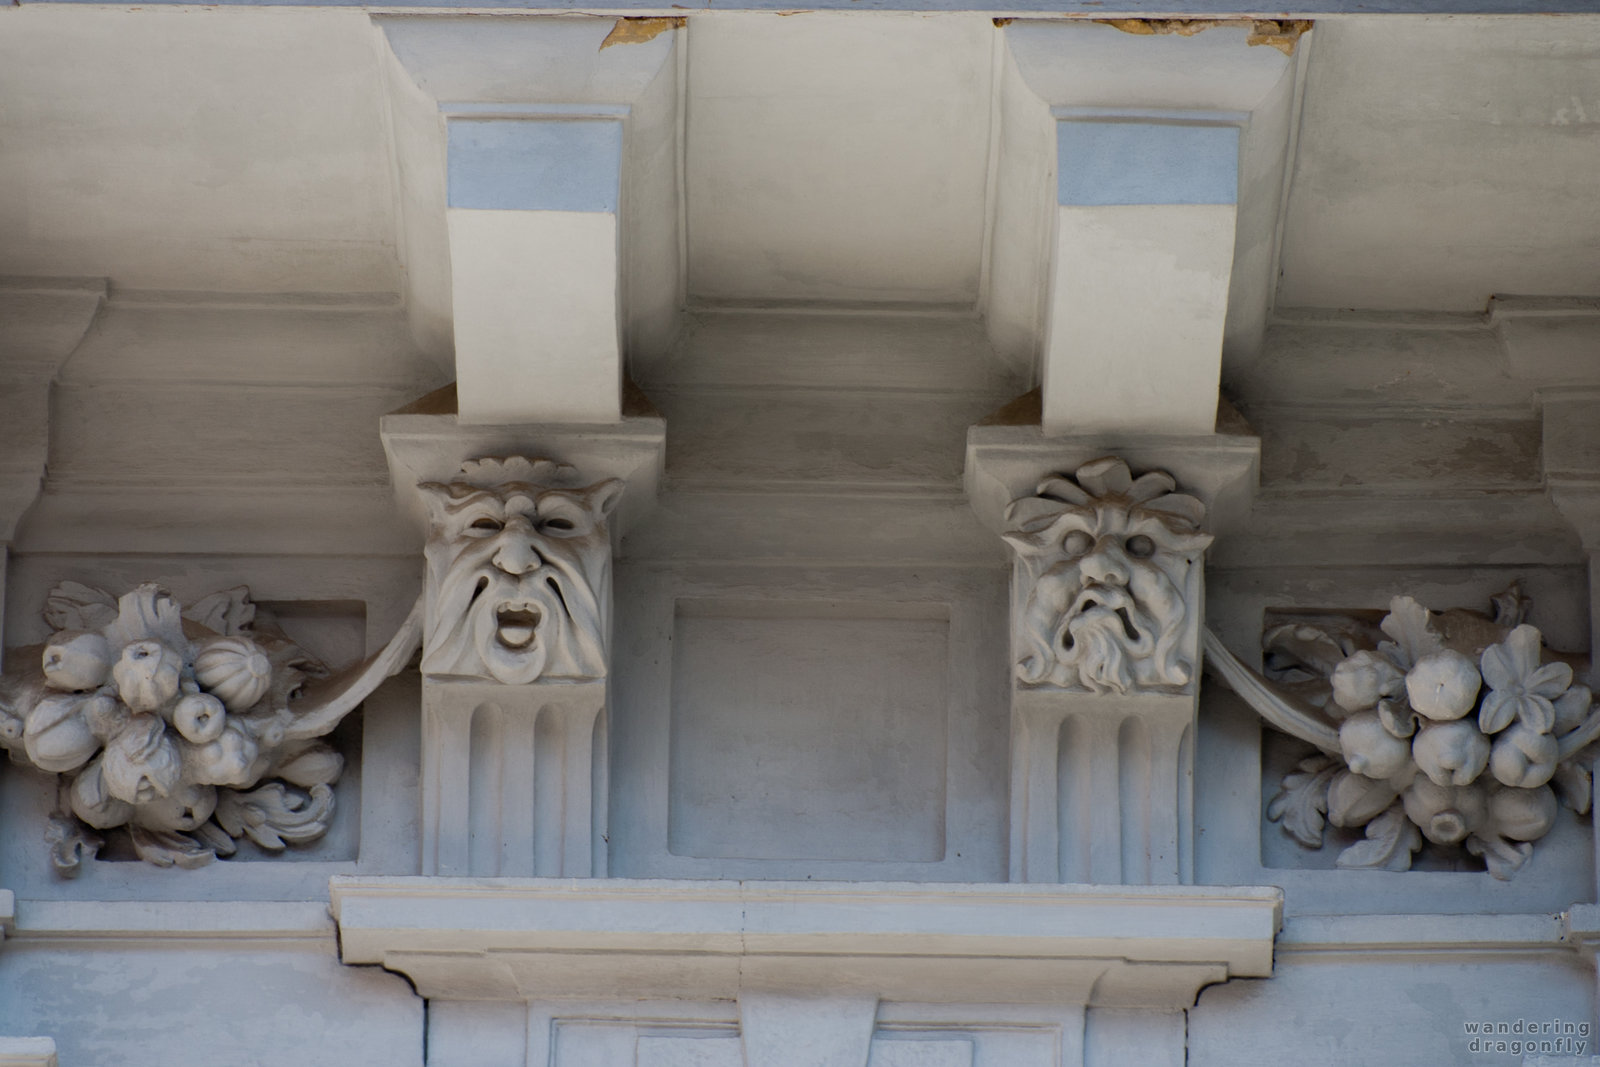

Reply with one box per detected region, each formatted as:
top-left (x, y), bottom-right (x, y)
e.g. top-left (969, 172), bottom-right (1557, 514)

top-left (1062, 530), bottom-right (1093, 557)
top-left (1125, 534), bottom-right (1156, 559)
top-left (540, 517), bottom-right (576, 532)
top-left (470, 517), bottom-right (504, 533)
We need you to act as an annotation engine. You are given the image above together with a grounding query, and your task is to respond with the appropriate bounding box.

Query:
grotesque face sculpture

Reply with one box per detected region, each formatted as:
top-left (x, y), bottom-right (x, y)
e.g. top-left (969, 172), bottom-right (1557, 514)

top-left (420, 457), bottom-right (623, 685)
top-left (1003, 457), bottom-right (1211, 694)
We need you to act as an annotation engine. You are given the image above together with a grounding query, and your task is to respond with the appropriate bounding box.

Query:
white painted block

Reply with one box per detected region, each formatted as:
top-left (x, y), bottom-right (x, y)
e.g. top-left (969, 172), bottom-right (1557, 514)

top-left (1043, 202), bottom-right (1237, 437)
top-left (448, 208), bottom-right (621, 425)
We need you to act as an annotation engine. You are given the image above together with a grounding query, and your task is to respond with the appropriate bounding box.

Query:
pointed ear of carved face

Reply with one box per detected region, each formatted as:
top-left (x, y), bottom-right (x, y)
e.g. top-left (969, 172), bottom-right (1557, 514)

top-left (585, 478), bottom-right (625, 522)
top-left (418, 482), bottom-right (455, 532)
top-left (1002, 497), bottom-right (1075, 557)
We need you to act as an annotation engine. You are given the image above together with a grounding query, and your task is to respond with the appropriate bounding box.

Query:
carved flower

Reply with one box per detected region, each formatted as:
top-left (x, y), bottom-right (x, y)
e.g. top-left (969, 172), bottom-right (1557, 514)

top-left (40, 631), bottom-right (113, 692)
top-left (101, 714), bottom-right (182, 803)
top-left (1338, 711), bottom-right (1414, 780)
top-left (1402, 777), bottom-right (1487, 845)
top-left (193, 636), bottom-right (272, 712)
top-left (1404, 649), bottom-right (1481, 722)
top-left (1411, 719), bottom-right (1490, 787)
top-left (23, 691), bottom-right (101, 773)
top-left (1330, 651), bottom-right (1406, 714)
top-left (1478, 625), bottom-right (1572, 735)
top-left (1488, 723), bottom-right (1560, 789)
top-left (111, 640), bottom-right (182, 713)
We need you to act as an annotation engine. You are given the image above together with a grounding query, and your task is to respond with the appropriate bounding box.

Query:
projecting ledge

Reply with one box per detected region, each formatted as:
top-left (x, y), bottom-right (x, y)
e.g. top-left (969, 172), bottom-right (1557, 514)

top-left (330, 877), bottom-right (1282, 1005)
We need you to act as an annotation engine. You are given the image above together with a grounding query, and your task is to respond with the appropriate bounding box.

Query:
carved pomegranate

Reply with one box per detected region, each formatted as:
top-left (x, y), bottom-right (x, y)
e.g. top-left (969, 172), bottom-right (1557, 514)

top-left (193, 636), bottom-right (272, 711)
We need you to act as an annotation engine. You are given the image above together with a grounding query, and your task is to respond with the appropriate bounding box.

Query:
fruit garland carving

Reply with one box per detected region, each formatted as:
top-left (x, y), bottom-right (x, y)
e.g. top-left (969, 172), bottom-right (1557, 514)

top-left (1, 582), bottom-right (421, 873)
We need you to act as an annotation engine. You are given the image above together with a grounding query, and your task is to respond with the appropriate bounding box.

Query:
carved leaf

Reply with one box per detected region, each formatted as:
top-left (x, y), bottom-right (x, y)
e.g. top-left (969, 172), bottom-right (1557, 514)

top-left (1334, 804), bottom-right (1421, 872)
top-left (1553, 760), bottom-right (1594, 815)
top-left (214, 782), bottom-right (334, 850)
top-left (1466, 833), bottom-right (1533, 881)
top-left (183, 587), bottom-right (256, 636)
top-left (103, 584), bottom-right (189, 652)
top-left (1377, 698), bottom-right (1419, 739)
top-left (44, 814), bottom-right (101, 878)
top-left (1378, 596), bottom-right (1443, 670)
top-left (42, 582), bottom-right (118, 634)
top-left (191, 821), bottom-right (238, 857)
top-left (127, 826), bottom-right (216, 869)
top-left (1267, 754), bottom-right (1339, 848)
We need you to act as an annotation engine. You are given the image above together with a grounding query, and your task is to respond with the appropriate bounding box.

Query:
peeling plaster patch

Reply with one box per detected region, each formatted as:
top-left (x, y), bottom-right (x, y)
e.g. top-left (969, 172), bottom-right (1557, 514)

top-left (599, 17), bottom-right (685, 51)
top-left (1096, 18), bottom-right (1312, 56)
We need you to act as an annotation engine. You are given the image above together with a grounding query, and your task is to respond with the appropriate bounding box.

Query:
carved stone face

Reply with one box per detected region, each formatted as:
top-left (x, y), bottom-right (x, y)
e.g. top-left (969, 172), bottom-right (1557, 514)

top-left (1003, 457), bottom-right (1211, 694)
top-left (420, 458), bottom-right (622, 685)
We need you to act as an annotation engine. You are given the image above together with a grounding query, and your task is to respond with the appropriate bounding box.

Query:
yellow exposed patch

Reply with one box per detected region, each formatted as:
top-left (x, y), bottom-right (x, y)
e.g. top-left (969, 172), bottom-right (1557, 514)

top-left (599, 17), bottom-right (687, 51)
top-left (1096, 17), bottom-right (1313, 56)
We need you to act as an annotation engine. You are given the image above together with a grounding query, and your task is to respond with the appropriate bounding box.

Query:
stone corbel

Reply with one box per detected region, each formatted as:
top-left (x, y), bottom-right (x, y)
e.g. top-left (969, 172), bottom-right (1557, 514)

top-left (381, 407), bottom-right (665, 877)
top-left (966, 433), bottom-right (1257, 884)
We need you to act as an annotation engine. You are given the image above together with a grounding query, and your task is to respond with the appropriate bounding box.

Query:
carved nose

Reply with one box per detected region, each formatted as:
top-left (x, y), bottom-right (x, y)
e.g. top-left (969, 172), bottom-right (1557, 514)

top-left (1079, 542), bottom-right (1130, 587)
top-left (492, 535), bottom-right (542, 576)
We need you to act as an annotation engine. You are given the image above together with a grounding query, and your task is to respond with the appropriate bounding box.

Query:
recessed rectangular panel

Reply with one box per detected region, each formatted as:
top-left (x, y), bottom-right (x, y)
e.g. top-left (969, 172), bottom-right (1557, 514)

top-left (637, 1035), bottom-right (743, 1067)
top-left (668, 600), bottom-right (949, 862)
top-left (869, 1038), bottom-right (974, 1067)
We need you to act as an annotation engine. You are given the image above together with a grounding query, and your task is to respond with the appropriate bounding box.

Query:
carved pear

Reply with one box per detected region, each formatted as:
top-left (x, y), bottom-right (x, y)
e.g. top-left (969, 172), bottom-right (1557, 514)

top-left (41, 631), bottom-right (112, 692)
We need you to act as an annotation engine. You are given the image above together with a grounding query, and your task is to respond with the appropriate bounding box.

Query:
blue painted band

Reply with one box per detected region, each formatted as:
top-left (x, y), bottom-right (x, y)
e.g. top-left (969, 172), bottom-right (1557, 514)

top-left (447, 118), bottom-right (623, 213)
top-left (1057, 120), bottom-right (1239, 207)
top-left (22, 0), bottom-right (1600, 11)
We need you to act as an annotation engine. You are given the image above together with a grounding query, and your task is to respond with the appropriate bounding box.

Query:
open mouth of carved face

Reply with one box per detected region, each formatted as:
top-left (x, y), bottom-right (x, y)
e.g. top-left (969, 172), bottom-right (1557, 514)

top-left (494, 603), bottom-right (543, 650)
top-left (1067, 586), bottom-right (1146, 647)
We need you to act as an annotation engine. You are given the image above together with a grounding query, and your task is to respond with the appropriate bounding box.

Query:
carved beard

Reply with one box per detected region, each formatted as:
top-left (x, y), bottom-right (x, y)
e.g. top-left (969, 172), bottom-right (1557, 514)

top-left (423, 531), bottom-right (608, 685)
top-left (1060, 584), bottom-right (1156, 694)
top-left (1019, 558), bottom-right (1191, 692)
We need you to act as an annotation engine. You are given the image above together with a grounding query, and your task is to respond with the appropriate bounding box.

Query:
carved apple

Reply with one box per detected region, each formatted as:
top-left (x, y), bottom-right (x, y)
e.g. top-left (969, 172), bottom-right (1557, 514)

top-left (1405, 649), bottom-right (1481, 721)
top-left (1331, 651), bottom-right (1406, 714)
top-left (1411, 719), bottom-right (1490, 787)
top-left (1486, 784), bottom-right (1558, 842)
top-left (68, 758), bottom-right (134, 830)
top-left (172, 692), bottom-right (227, 744)
top-left (101, 714), bottom-right (182, 803)
top-left (132, 783), bottom-right (218, 833)
top-left (193, 636), bottom-right (272, 712)
top-left (112, 640), bottom-right (182, 713)
top-left (1488, 723), bottom-right (1560, 789)
top-left (40, 631), bottom-right (112, 692)
top-left (80, 690), bottom-right (130, 741)
top-left (23, 692), bottom-right (101, 773)
top-left (182, 722), bottom-right (262, 788)
top-left (1339, 711), bottom-right (1414, 780)
top-left (1402, 777), bottom-right (1488, 845)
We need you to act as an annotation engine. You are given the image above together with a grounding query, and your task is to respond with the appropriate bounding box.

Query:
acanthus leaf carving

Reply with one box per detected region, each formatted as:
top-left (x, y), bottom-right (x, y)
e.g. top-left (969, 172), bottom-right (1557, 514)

top-left (0, 581), bottom-right (422, 873)
top-left (1003, 456), bottom-right (1212, 695)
